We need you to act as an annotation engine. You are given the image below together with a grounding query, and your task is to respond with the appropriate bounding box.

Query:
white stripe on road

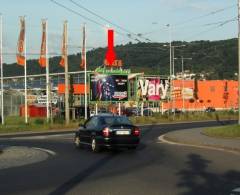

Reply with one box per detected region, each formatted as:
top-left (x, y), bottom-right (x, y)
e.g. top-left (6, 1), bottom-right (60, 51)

top-left (158, 135), bottom-right (240, 155)
top-left (32, 147), bottom-right (56, 156)
top-left (231, 187), bottom-right (240, 195)
top-left (10, 133), bottom-right (74, 140)
top-left (232, 187), bottom-right (240, 192)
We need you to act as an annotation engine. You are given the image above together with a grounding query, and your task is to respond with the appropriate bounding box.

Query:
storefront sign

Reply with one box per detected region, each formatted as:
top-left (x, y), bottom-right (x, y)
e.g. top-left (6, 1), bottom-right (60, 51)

top-left (37, 95), bottom-right (58, 105)
top-left (138, 77), bottom-right (169, 101)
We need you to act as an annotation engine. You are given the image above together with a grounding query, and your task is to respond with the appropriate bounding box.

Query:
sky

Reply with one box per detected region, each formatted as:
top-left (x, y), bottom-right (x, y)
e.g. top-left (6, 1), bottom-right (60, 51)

top-left (0, 0), bottom-right (237, 63)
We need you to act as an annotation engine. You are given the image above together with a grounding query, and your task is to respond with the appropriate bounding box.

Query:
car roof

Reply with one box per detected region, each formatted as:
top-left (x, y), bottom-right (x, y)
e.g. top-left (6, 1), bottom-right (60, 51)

top-left (95, 113), bottom-right (115, 117)
top-left (95, 114), bottom-right (129, 118)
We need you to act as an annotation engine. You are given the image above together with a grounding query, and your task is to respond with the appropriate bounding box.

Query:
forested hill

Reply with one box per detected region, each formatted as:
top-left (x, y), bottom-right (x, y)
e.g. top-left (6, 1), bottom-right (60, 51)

top-left (3, 38), bottom-right (237, 80)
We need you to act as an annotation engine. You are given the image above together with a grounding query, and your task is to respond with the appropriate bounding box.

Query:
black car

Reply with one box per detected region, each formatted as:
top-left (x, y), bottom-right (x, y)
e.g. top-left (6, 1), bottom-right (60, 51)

top-left (164, 109), bottom-right (182, 114)
top-left (74, 114), bottom-right (140, 152)
top-left (205, 107), bottom-right (216, 112)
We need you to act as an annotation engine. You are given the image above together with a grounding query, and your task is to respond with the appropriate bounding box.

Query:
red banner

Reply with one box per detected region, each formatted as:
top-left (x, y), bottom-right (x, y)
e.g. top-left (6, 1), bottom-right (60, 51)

top-left (16, 17), bottom-right (25, 66)
top-left (39, 20), bottom-right (47, 67)
top-left (80, 25), bottom-right (86, 69)
top-left (59, 23), bottom-right (66, 67)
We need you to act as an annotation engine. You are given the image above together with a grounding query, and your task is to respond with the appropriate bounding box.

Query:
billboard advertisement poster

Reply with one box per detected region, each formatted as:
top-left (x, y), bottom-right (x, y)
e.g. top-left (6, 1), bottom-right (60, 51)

top-left (137, 77), bottom-right (169, 101)
top-left (182, 87), bottom-right (194, 99)
top-left (90, 74), bottom-right (128, 101)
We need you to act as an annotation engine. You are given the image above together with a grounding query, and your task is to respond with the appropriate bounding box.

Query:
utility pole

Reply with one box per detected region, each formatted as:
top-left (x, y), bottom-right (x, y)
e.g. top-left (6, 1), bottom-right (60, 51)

top-left (43, 19), bottom-right (50, 123)
top-left (83, 24), bottom-right (88, 120)
top-left (49, 77), bottom-right (53, 124)
top-left (64, 21), bottom-right (70, 125)
top-left (238, 0), bottom-right (240, 125)
top-left (174, 56), bottom-right (192, 112)
top-left (23, 17), bottom-right (28, 124)
top-left (166, 24), bottom-right (172, 114)
top-left (172, 45), bottom-right (185, 114)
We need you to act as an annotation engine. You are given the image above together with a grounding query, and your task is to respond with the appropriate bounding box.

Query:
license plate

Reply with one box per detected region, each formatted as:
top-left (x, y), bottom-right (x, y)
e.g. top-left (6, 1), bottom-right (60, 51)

top-left (116, 130), bottom-right (130, 135)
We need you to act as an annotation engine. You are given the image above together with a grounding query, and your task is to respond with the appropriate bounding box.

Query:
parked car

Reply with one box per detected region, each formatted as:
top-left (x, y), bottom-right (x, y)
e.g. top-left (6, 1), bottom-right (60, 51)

top-left (126, 107), bottom-right (153, 116)
top-left (205, 107), bottom-right (216, 112)
top-left (142, 108), bottom-right (153, 116)
top-left (74, 114), bottom-right (140, 152)
top-left (125, 107), bottom-right (138, 116)
top-left (164, 109), bottom-right (182, 114)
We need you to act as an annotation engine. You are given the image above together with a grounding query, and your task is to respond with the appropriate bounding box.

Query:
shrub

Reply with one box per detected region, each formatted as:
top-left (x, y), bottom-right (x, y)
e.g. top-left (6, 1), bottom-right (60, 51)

top-left (53, 117), bottom-right (65, 124)
top-left (34, 118), bottom-right (45, 125)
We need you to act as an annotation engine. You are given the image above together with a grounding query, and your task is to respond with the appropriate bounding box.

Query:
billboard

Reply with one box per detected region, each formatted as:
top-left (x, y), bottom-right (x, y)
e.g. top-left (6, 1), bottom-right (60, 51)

top-left (137, 77), bottom-right (169, 101)
top-left (90, 74), bottom-right (128, 101)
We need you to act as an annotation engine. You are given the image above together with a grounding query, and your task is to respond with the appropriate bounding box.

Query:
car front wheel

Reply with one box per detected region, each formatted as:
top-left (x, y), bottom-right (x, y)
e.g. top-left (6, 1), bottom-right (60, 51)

top-left (74, 136), bottom-right (82, 148)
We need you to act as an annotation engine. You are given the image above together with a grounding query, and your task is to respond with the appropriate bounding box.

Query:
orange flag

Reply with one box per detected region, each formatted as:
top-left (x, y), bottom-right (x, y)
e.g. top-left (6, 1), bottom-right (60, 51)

top-left (16, 17), bottom-right (25, 66)
top-left (59, 23), bottom-right (66, 68)
top-left (39, 20), bottom-right (47, 68)
top-left (80, 25), bottom-right (86, 69)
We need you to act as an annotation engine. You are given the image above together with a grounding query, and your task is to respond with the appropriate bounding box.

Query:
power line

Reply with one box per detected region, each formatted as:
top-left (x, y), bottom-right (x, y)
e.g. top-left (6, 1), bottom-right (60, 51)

top-left (69, 0), bottom-right (151, 42)
top-left (49, 0), bottom-right (141, 43)
top-left (175, 4), bottom-right (237, 27)
top-left (173, 16), bottom-right (237, 30)
top-left (184, 17), bottom-right (237, 40)
top-left (142, 4), bottom-right (237, 36)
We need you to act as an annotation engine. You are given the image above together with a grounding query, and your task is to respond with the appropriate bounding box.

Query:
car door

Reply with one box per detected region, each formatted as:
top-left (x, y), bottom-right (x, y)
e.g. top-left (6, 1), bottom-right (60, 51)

top-left (85, 116), bottom-right (99, 143)
top-left (78, 118), bottom-right (91, 144)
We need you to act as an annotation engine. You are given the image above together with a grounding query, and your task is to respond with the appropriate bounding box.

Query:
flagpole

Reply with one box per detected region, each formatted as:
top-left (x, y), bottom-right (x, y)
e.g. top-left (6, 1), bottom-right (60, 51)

top-left (45, 19), bottom-right (50, 123)
top-left (24, 16), bottom-right (28, 124)
top-left (64, 21), bottom-right (70, 125)
top-left (84, 24), bottom-right (87, 120)
top-left (0, 14), bottom-right (4, 125)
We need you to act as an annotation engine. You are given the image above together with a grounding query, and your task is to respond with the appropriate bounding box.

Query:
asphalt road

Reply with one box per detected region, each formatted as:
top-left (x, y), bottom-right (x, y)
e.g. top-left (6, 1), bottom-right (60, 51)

top-left (0, 121), bottom-right (240, 195)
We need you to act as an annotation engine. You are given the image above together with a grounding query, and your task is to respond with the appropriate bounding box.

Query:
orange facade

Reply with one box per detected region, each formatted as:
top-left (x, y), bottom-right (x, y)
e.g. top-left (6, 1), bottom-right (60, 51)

top-left (58, 84), bottom-right (89, 94)
top-left (163, 80), bottom-right (238, 111)
top-left (57, 80), bottom-right (238, 111)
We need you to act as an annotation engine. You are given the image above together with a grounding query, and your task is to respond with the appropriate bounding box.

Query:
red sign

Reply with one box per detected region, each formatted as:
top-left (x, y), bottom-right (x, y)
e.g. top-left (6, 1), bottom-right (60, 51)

top-left (105, 29), bottom-right (116, 66)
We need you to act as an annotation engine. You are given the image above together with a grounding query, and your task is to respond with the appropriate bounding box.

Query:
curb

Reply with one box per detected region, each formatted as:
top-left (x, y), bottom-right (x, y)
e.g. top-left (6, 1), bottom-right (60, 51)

top-left (200, 131), bottom-right (240, 140)
top-left (0, 129), bottom-right (76, 138)
top-left (159, 134), bottom-right (240, 155)
top-left (138, 119), bottom-right (236, 127)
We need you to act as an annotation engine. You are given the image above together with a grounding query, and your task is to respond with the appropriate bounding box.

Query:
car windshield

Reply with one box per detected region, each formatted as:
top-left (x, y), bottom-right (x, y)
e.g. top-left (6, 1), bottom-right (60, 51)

top-left (101, 116), bottom-right (132, 126)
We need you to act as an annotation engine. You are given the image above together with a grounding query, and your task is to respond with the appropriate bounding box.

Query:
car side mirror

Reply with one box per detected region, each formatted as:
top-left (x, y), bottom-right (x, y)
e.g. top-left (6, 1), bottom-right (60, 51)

top-left (78, 124), bottom-right (85, 129)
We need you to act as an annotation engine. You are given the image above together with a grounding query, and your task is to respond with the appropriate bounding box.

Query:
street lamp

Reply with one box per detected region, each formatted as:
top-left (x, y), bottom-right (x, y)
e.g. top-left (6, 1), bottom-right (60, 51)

top-left (164, 24), bottom-right (172, 115)
top-left (164, 43), bottom-right (186, 114)
top-left (174, 56), bottom-right (192, 112)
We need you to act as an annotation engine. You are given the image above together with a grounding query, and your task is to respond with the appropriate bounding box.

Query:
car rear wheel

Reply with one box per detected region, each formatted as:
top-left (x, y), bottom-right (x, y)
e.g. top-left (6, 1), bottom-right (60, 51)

top-left (128, 146), bottom-right (137, 150)
top-left (91, 138), bottom-right (100, 153)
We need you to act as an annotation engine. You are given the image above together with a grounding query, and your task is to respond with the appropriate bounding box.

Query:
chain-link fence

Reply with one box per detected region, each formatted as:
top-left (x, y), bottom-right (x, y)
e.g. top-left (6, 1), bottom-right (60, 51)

top-left (0, 91), bottom-right (24, 117)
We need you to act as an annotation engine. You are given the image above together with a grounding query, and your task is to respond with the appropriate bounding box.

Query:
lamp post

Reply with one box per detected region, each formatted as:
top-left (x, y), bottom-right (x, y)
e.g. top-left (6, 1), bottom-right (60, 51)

top-left (164, 24), bottom-right (187, 114)
top-left (166, 24), bottom-right (172, 115)
top-left (174, 56), bottom-right (192, 112)
top-left (164, 42), bottom-right (186, 114)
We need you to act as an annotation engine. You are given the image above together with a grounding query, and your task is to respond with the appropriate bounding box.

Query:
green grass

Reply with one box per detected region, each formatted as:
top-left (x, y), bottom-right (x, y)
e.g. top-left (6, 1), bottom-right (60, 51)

top-left (130, 111), bottom-right (238, 125)
top-left (0, 116), bottom-right (86, 134)
top-left (0, 111), bottom-right (238, 134)
top-left (203, 125), bottom-right (240, 138)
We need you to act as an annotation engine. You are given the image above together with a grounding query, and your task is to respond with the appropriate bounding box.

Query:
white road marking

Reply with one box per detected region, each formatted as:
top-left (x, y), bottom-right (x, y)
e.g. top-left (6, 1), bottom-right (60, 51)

top-left (32, 147), bottom-right (56, 156)
top-left (158, 135), bottom-right (240, 155)
top-left (232, 187), bottom-right (240, 192)
top-left (231, 187), bottom-right (240, 195)
top-left (10, 133), bottom-right (74, 140)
